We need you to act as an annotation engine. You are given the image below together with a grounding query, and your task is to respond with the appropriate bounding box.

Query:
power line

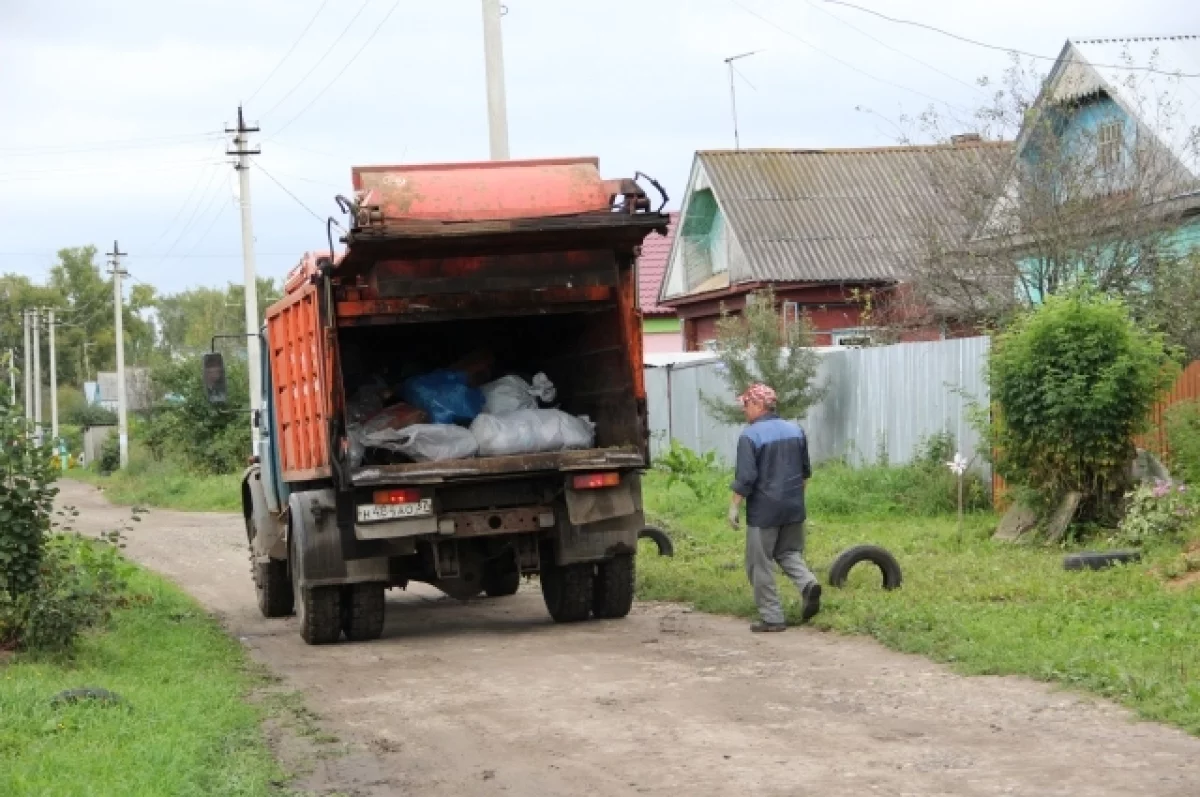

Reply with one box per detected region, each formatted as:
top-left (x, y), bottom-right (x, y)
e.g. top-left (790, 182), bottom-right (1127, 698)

top-left (822, 1), bottom-right (1200, 78)
top-left (727, 0), bottom-right (969, 113)
top-left (152, 167), bottom-right (231, 269)
top-left (246, 0), bottom-right (333, 105)
top-left (805, 0), bottom-right (986, 96)
top-left (0, 158), bottom-right (228, 182)
top-left (0, 131), bottom-right (223, 157)
top-left (253, 160), bottom-right (334, 227)
top-left (259, 0), bottom-right (373, 119)
top-left (146, 143), bottom-right (226, 252)
top-left (269, 0), bottom-right (404, 139)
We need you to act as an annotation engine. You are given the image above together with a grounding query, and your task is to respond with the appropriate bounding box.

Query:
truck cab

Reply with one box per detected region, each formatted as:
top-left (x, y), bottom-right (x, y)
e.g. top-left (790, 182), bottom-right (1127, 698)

top-left (229, 157), bottom-right (668, 644)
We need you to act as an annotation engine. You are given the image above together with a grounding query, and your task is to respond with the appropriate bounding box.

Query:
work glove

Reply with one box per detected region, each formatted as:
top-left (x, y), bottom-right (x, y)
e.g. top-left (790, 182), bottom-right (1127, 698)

top-left (727, 504), bottom-right (741, 530)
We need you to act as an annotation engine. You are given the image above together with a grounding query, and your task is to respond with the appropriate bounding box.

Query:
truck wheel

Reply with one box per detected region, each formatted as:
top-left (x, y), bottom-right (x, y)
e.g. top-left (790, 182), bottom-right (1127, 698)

top-left (592, 554), bottom-right (635, 619)
top-left (482, 566), bottom-right (521, 597)
top-left (342, 583), bottom-right (386, 642)
top-left (540, 562), bottom-right (594, 623)
top-left (291, 547), bottom-right (342, 645)
top-left (254, 559), bottom-right (294, 618)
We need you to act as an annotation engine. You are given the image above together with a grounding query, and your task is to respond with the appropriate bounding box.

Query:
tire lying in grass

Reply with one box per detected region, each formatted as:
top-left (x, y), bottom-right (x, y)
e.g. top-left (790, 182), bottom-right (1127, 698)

top-left (638, 526), bottom-right (674, 557)
top-left (827, 544), bottom-right (903, 590)
top-left (51, 687), bottom-right (128, 709)
top-left (1063, 550), bottom-right (1142, 571)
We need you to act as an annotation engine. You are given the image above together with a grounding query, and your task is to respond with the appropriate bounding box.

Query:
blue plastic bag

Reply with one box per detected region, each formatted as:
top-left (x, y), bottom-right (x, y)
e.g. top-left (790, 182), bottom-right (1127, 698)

top-left (400, 370), bottom-right (485, 425)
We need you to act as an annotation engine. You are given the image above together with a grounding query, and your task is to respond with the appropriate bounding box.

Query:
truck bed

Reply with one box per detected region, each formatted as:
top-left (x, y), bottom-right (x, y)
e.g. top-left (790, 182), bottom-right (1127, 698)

top-left (349, 447), bottom-right (645, 487)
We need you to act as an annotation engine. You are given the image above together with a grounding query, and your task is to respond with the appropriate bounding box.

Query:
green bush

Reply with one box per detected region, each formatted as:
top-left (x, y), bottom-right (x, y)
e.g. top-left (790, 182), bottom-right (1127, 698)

top-left (98, 433), bottom-right (122, 475)
top-left (1165, 399), bottom-right (1200, 486)
top-left (0, 404), bottom-right (58, 597)
top-left (142, 357), bottom-right (250, 475)
top-left (1113, 481), bottom-right (1197, 547)
top-left (64, 402), bottom-right (117, 428)
top-left (989, 293), bottom-right (1177, 522)
top-left (655, 440), bottom-right (724, 499)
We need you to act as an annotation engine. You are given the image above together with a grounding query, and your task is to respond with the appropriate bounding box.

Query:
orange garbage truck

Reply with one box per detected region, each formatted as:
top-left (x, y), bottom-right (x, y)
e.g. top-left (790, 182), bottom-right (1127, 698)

top-left (207, 157), bottom-right (669, 644)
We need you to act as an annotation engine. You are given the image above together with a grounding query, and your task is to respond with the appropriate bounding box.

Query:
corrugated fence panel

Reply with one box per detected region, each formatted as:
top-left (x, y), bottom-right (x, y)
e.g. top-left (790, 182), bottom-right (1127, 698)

top-left (646, 337), bottom-right (992, 476)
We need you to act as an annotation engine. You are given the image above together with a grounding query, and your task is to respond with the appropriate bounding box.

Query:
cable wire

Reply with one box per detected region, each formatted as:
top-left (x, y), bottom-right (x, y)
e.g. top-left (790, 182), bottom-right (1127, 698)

top-left (0, 131), bottom-right (223, 157)
top-left (269, 0), bottom-right (404, 139)
top-left (259, 0), bottom-right (373, 118)
top-left (823, 1), bottom-right (1200, 78)
top-left (245, 0), bottom-right (333, 105)
top-left (728, 0), bottom-right (969, 113)
top-left (253, 160), bottom-right (338, 227)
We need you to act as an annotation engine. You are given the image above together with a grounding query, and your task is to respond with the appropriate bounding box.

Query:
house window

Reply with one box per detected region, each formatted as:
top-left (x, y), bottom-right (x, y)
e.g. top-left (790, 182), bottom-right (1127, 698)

top-left (832, 328), bottom-right (873, 347)
top-left (1098, 121), bottom-right (1122, 171)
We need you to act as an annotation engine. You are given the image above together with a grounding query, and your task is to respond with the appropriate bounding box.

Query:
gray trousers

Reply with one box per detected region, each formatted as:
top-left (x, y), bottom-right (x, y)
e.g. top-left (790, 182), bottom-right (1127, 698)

top-left (745, 523), bottom-right (818, 625)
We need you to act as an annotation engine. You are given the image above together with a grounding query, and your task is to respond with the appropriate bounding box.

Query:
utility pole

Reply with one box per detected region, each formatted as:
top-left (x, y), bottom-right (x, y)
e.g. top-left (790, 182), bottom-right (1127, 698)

top-left (48, 308), bottom-right (59, 447)
top-left (227, 106), bottom-right (263, 449)
top-left (108, 240), bottom-right (129, 470)
top-left (32, 309), bottom-right (41, 444)
top-left (724, 50), bottom-right (761, 150)
top-left (481, 0), bottom-right (510, 159)
top-left (8, 348), bottom-right (14, 406)
top-left (82, 341), bottom-right (92, 383)
top-left (22, 311), bottom-right (31, 425)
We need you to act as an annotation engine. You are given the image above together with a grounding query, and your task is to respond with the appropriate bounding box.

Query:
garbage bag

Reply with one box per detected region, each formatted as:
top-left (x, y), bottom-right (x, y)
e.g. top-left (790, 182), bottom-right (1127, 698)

top-left (448, 349), bottom-right (496, 387)
top-left (470, 409), bottom-right (595, 458)
top-left (400, 370), bottom-right (485, 425)
top-left (481, 373), bottom-right (558, 415)
top-left (346, 380), bottom-right (390, 424)
top-left (355, 424), bottom-right (478, 463)
top-left (362, 402), bottom-right (427, 435)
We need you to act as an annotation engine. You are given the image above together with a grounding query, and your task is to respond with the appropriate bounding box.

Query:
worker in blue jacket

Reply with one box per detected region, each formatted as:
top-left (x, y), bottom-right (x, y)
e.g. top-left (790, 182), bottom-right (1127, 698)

top-left (728, 383), bottom-right (820, 632)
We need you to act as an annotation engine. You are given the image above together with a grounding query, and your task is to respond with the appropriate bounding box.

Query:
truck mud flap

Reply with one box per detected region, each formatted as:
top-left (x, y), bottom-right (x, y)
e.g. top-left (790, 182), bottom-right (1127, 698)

top-left (290, 490), bottom-right (389, 589)
top-left (243, 465), bottom-right (286, 561)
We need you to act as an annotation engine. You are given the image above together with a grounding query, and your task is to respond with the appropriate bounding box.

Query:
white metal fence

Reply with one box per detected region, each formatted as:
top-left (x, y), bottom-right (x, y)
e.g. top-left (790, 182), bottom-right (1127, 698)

top-left (645, 336), bottom-right (991, 471)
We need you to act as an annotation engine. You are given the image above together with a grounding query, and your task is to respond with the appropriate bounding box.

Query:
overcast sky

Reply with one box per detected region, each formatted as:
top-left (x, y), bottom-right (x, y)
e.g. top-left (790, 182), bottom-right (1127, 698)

top-left (2, 0), bottom-right (1197, 295)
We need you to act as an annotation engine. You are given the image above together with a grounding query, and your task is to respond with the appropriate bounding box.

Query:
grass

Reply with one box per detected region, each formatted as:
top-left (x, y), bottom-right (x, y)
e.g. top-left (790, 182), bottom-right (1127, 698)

top-left (639, 467), bottom-right (1200, 735)
top-left (0, 565), bottom-right (281, 796)
top-left (71, 448), bottom-right (241, 513)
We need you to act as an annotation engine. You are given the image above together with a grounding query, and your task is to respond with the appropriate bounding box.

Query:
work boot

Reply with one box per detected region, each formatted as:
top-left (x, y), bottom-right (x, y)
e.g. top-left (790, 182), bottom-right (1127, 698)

top-left (801, 583), bottom-right (822, 622)
top-left (750, 621), bottom-right (786, 633)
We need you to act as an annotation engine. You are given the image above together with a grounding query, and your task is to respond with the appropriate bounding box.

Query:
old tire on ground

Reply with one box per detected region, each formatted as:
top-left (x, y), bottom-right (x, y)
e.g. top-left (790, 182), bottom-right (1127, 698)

top-left (540, 561), bottom-right (594, 623)
top-left (291, 540), bottom-right (342, 645)
top-left (638, 526), bottom-right (674, 557)
top-left (828, 544), bottom-right (903, 590)
top-left (592, 554), bottom-right (635, 619)
top-left (482, 566), bottom-right (521, 597)
top-left (254, 558), bottom-right (294, 618)
top-left (341, 583), bottom-right (386, 642)
top-left (1063, 550), bottom-right (1142, 571)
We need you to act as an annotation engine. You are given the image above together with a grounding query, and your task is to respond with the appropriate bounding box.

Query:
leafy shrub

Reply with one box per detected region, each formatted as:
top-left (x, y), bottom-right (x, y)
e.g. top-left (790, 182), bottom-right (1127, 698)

top-left (0, 533), bottom-right (132, 654)
top-left (142, 357), bottom-right (250, 475)
top-left (0, 403), bottom-right (58, 597)
top-left (1114, 481), bottom-right (1197, 547)
top-left (98, 433), bottom-right (122, 475)
top-left (64, 402), bottom-right (117, 428)
top-left (656, 440), bottom-right (723, 499)
top-left (989, 293), bottom-right (1177, 522)
top-left (1165, 399), bottom-right (1200, 487)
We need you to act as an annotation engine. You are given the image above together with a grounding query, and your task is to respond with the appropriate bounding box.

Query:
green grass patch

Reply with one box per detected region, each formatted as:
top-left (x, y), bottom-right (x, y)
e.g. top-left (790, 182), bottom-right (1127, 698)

top-left (71, 448), bottom-right (240, 513)
top-left (639, 469), bottom-right (1200, 735)
top-left (1, 565), bottom-right (281, 796)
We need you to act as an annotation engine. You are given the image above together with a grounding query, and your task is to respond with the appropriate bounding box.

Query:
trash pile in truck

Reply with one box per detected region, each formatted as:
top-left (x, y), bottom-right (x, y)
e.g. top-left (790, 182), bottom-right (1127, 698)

top-left (346, 352), bottom-right (595, 467)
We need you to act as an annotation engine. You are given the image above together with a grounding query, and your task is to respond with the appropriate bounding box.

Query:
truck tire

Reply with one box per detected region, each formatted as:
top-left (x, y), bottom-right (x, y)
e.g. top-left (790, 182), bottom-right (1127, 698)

top-left (592, 554), bottom-right (635, 619)
top-left (482, 567), bottom-right (521, 598)
top-left (540, 561), bottom-right (594, 623)
top-left (254, 559), bottom-right (294, 618)
top-left (342, 583), bottom-right (386, 642)
top-left (827, 544), bottom-right (903, 590)
top-left (291, 540), bottom-right (342, 645)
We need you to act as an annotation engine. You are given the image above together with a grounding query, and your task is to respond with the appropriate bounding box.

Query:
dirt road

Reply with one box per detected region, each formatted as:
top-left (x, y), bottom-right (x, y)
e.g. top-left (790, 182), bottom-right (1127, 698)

top-left (58, 480), bottom-right (1200, 797)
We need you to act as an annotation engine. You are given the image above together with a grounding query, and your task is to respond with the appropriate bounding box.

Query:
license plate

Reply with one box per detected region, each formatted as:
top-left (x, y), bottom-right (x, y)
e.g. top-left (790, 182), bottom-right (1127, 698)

top-left (357, 499), bottom-right (433, 523)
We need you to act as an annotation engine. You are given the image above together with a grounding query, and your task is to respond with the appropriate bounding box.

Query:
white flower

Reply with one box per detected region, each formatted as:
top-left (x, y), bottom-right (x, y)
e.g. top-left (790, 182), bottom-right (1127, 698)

top-left (947, 452), bottom-right (969, 476)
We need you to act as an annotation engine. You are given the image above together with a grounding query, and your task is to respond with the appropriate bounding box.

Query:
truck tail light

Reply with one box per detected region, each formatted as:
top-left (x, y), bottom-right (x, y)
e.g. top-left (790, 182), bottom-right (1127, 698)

top-left (373, 488), bottom-right (422, 504)
top-left (572, 472), bottom-right (620, 490)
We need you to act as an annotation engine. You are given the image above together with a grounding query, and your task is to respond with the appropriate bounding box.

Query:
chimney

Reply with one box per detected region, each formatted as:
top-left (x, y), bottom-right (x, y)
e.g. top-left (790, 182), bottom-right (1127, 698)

top-left (951, 133), bottom-right (983, 146)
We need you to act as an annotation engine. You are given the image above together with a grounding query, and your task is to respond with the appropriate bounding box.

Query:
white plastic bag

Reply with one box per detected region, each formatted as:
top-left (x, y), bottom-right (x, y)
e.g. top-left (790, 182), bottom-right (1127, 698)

top-left (470, 409), bottom-right (595, 458)
top-left (481, 373), bottom-right (557, 415)
top-left (359, 424), bottom-right (478, 463)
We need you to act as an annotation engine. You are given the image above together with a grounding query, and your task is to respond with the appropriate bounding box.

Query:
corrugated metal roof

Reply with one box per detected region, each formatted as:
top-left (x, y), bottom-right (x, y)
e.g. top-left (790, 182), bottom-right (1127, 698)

top-left (1056, 36), bottom-right (1200, 176)
top-left (637, 212), bottom-right (678, 316)
top-left (695, 143), bottom-right (1012, 285)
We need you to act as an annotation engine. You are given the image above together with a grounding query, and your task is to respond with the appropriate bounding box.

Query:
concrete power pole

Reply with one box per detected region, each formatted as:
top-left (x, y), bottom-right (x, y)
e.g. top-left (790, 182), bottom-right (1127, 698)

top-left (108, 241), bottom-right (129, 469)
top-left (22, 311), bottom-right (31, 425)
top-left (481, 0), bottom-right (510, 160)
top-left (32, 309), bottom-right (41, 444)
top-left (48, 308), bottom-right (59, 448)
top-left (227, 106), bottom-right (263, 449)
